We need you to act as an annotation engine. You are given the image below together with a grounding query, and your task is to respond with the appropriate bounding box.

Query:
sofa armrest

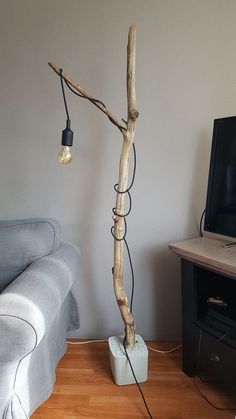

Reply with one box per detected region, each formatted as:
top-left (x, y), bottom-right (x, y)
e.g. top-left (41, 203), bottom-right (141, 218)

top-left (0, 242), bottom-right (80, 361)
top-left (0, 314), bottom-right (37, 362)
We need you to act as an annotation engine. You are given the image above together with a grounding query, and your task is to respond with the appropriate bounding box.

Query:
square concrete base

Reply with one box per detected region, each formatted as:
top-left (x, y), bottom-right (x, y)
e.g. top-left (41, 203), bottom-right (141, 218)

top-left (108, 335), bottom-right (148, 385)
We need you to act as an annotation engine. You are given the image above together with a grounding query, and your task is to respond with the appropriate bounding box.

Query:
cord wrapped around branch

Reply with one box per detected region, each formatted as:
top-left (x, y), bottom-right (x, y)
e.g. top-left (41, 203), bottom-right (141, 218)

top-left (48, 62), bottom-right (126, 132)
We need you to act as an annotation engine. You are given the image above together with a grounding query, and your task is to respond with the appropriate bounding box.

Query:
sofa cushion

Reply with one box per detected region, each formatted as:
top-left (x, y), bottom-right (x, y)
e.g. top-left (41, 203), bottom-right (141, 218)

top-left (0, 218), bottom-right (61, 292)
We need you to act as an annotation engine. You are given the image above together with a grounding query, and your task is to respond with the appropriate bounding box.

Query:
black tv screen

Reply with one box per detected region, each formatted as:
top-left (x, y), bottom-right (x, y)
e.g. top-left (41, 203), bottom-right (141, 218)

top-left (205, 116), bottom-right (236, 238)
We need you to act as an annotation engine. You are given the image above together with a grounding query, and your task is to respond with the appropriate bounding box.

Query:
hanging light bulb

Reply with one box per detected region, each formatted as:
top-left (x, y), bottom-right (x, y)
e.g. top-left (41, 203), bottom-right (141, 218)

top-left (57, 69), bottom-right (74, 164)
top-left (58, 145), bottom-right (72, 164)
top-left (58, 119), bottom-right (73, 164)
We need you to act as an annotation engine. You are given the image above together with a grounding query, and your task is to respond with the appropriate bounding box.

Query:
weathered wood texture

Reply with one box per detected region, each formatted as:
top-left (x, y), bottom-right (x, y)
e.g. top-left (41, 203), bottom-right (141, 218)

top-left (31, 341), bottom-right (235, 419)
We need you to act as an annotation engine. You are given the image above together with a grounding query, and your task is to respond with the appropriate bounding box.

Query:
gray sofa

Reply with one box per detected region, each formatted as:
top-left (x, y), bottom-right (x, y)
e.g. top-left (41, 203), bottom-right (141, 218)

top-left (0, 218), bottom-right (80, 419)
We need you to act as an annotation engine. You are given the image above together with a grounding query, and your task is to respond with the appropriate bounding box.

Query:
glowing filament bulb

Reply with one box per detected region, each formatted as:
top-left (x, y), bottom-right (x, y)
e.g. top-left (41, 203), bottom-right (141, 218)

top-left (58, 146), bottom-right (72, 164)
top-left (58, 120), bottom-right (73, 164)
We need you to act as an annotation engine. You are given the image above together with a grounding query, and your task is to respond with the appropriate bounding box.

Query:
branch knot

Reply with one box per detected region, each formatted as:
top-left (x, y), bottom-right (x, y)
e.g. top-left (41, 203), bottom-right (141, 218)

top-left (130, 108), bottom-right (139, 120)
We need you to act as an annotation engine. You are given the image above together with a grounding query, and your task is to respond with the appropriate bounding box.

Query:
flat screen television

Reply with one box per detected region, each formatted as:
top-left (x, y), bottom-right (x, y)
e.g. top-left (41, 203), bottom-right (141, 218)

top-left (205, 116), bottom-right (236, 238)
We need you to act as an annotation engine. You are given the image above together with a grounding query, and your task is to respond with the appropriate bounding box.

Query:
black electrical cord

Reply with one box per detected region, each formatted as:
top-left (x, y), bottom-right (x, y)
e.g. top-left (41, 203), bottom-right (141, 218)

top-left (64, 77), bottom-right (107, 108)
top-left (199, 209), bottom-right (206, 237)
top-left (63, 70), bottom-right (125, 130)
top-left (60, 69), bottom-right (70, 121)
top-left (194, 328), bottom-right (236, 410)
top-left (111, 143), bottom-right (136, 313)
top-left (61, 67), bottom-right (136, 314)
top-left (60, 71), bottom-right (154, 419)
top-left (111, 146), bottom-right (153, 418)
top-left (123, 337), bottom-right (154, 419)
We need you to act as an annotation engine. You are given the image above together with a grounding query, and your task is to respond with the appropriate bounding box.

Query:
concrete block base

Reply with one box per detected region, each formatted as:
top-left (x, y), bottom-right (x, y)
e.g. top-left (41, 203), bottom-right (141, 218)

top-left (108, 335), bottom-right (148, 385)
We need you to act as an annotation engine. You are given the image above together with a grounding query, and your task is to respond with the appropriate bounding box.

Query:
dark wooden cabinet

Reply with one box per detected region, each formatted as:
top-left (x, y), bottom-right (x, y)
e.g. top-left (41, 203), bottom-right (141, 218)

top-left (170, 237), bottom-right (236, 388)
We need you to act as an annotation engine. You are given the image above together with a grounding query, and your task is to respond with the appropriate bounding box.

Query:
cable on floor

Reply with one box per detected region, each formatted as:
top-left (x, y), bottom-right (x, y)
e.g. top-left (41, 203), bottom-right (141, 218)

top-left (67, 338), bottom-right (182, 354)
top-left (67, 339), bottom-right (107, 345)
top-left (123, 337), bottom-right (154, 419)
top-left (146, 344), bottom-right (182, 354)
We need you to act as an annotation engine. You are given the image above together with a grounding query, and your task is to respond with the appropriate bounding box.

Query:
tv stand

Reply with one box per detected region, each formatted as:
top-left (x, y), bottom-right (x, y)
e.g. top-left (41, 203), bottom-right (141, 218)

top-left (169, 237), bottom-right (236, 388)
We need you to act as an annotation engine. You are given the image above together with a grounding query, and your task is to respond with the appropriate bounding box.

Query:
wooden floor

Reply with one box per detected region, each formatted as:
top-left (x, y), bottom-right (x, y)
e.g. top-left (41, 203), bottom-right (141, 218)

top-left (32, 341), bottom-right (236, 419)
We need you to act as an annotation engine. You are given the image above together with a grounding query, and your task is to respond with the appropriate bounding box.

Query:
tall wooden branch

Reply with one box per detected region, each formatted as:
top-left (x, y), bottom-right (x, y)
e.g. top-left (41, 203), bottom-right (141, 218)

top-left (48, 23), bottom-right (138, 348)
top-left (112, 24), bottom-right (138, 348)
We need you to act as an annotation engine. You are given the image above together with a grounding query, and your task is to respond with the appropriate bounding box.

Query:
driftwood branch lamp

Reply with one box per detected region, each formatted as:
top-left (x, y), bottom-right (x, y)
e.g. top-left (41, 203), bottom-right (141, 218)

top-left (49, 24), bottom-right (148, 386)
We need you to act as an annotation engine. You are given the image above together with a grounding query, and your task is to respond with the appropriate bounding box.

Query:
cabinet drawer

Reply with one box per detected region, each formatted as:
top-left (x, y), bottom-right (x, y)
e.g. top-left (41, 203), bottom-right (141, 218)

top-left (198, 330), bottom-right (236, 389)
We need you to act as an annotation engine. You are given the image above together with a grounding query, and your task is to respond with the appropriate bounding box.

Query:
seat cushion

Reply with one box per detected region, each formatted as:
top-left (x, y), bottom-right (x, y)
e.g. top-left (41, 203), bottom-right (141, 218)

top-left (0, 218), bottom-right (61, 292)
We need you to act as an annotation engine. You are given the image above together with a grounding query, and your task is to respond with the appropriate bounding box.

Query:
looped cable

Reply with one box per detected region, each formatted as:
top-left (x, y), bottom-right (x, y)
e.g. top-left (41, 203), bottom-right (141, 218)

top-left (64, 78), bottom-right (107, 108)
top-left (112, 190), bottom-right (132, 218)
top-left (112, 143), bottom-right (136, 219)
top-left (111, 217), bottom-right (127, 242)
top-left (111, 144), bottom-right (136, 315)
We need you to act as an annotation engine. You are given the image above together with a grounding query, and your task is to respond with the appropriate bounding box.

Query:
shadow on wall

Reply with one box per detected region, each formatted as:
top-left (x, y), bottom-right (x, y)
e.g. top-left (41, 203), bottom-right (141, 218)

top-left (147, 245), bottom-right (182, 341)
top-left (184, 127), bottom-right (212, 238)
top-left (137, 128), bottom-right (211, 341)
top-left (146, 128), bottom-right (211, 340)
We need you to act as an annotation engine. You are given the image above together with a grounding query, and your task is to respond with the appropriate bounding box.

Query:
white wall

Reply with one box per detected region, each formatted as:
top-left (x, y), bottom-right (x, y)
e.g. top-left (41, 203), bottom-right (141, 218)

top-left (1, 0), bottom-right (236, 339)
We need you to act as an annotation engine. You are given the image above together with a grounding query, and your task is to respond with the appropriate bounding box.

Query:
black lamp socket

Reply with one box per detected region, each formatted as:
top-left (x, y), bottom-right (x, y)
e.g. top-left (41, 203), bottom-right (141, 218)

top-left (61, 120), bottom-right (73, 147)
